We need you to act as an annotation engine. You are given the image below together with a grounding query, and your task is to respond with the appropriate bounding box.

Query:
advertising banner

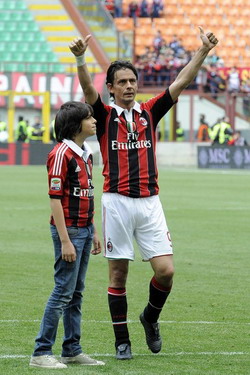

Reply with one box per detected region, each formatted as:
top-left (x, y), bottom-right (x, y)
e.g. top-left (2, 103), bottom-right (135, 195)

top-left (198, 146), bottom-right (250, 169)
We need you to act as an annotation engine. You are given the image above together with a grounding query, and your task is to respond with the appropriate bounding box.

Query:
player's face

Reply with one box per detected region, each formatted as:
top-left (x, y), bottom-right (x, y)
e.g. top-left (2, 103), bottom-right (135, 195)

top-left (108, 68), bottom-right (138, 108)
top-left (80, 114), bottom-right (96, 138)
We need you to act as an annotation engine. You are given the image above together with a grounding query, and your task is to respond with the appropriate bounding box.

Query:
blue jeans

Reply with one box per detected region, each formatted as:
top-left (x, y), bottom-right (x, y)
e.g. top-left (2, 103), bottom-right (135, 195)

top-left (33, 224), bottom-right (94, 357)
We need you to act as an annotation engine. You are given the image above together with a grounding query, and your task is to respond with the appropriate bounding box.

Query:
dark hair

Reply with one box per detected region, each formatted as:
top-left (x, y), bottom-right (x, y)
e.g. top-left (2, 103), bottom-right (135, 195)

top-left (106, 60), bottom-right (138, 87)
top-left (54, 101), bottom-right (93, 142)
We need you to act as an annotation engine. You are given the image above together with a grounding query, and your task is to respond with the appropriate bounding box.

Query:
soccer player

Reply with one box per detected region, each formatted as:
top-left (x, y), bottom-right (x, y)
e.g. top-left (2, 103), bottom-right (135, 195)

top-left (69, 27), bottom-right (218, 359)
top-left (29, 101), bottom-right (105, 369)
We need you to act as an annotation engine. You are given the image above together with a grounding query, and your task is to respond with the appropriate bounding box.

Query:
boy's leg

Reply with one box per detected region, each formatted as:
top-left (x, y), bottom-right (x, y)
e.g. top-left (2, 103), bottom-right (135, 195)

top-left (62, 225), bottom-right (93, 357)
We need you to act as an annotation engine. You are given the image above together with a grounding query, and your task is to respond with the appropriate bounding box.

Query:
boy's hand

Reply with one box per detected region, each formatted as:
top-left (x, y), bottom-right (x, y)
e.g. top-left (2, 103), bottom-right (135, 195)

top-left (91, 233), bottom-right (102, 255)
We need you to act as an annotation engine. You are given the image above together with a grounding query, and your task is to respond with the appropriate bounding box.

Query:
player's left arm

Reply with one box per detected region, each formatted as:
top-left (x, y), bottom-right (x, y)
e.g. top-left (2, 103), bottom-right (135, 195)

top-left (169, 26), bottom-right (218, 102)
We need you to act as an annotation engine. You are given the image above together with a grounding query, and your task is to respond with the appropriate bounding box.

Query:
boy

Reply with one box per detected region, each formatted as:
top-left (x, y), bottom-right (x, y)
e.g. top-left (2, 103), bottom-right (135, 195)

top-left (30, 101), bottom-right (105, 368)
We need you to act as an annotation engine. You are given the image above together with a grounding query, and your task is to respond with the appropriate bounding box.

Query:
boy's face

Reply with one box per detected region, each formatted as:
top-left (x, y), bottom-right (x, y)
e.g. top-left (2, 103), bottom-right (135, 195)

top-left (80, 115), bottom-right (96, 139)
top-left (107, 68), bottom-right (138, 108)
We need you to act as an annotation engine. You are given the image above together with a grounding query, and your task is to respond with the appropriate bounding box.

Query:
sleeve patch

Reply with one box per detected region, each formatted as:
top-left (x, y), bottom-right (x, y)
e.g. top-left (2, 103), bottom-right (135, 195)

top-left (50, 178), bottom-right (61, 190)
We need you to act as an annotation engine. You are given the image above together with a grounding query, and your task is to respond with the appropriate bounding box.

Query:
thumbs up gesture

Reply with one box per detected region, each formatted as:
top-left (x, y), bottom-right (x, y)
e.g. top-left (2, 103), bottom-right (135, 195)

top-left (198, 26), bottom-right (218, 50)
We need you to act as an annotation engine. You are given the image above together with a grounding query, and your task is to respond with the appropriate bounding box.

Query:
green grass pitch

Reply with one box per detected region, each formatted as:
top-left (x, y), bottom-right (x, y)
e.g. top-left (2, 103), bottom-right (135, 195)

top-left (0, 165), bottom-right (249, 375)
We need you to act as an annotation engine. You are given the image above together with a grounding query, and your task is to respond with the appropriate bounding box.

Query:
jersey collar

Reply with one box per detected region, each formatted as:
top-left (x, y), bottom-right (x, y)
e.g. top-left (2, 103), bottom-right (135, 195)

top-left (62, 139), bottom-right (92, 161)
top-left (111, 101), bottom-right (142, 116)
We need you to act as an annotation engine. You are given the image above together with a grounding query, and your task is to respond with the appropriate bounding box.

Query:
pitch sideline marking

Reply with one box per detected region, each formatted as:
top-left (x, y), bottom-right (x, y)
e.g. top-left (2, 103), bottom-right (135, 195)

top-left (0, 352), bottom-right (248, 360)
top-left (0, 319), bottom-right (249, 325)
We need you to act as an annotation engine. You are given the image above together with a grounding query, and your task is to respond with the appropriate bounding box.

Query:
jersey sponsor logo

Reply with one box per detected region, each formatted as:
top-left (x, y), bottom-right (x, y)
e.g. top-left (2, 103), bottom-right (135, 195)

top-left (73, 186), bottom-right (94, 197)
top-left (51, 178), bottom-right (61, 190)
top-left (139, 117), bottom-right (148, 127)
top-left (111, 139), bottom-right (151, 150)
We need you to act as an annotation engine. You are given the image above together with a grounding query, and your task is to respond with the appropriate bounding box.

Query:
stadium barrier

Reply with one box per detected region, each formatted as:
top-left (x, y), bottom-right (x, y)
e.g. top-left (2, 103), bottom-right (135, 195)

top-left (197, 145), bottom-right (250, 169)
top-left (0, 141), bottom-right (102, 166)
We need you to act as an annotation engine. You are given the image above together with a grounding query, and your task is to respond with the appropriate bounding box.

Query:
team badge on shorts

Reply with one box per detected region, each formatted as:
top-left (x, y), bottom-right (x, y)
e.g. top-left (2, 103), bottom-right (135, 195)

top-left (107, 240), bottom-right (113, 252)
top-left (51, 178), bottom-right (61, 190)
top-left (139, 117), bottom-right (148, 127)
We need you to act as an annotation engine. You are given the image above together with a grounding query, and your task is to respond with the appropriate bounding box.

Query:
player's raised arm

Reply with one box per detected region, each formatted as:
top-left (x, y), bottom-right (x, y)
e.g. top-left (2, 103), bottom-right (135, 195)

top-left (169, 26), bottom-right (218, 102)
top-left (69, 35), bottom-right (98, 105)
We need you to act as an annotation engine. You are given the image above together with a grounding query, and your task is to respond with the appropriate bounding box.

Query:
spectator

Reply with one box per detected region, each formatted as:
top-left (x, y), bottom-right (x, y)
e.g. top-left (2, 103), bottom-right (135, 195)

top-left (16, 116), bottom-right (27, 142)
top-left (196, 66), bottom-right (208, 91)
top-left (228, 130), bottom-right (248, 146)
top-left (196, 114), bottom-right (210, 142)
top-left (0, 118), bottom-right (8, 142)
top-left (153, 30), bottom-right (164, 54)
top-left (241, 78), bottom-right (250, 117)
top-left (128, 1), bottom-right (139, 21)
top-left (139, 0), bottom-right (149, 17)
top-left (227, 66), bottom-right (241, 94)
top-left (150, 0), bottom-right (164, 19)
top-left (207, 64), bottom-right (225, 99)
top-left (104, 0), bottom-right (115, 17)
top-left (169, 35), bottom-right (182, 54)
top-left (175, 121), bottom-right (185, 141)
top-left (27, 116), bottom-right (44, 143)
top-left (114, 0), bottom-right (123, 17)
top-left (210, 116), bottom-right (233, 145)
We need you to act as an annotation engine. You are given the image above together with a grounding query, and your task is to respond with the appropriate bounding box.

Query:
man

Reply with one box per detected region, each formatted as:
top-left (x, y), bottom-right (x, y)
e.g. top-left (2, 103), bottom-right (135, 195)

top-left (16, 116), bottom-right (27, 142)
top-left (196, 114), bottom-right (210, 142)
top-left (27, 116), bottom-right (45, 142)
top-left (69, 26), bottom-right (218, 359)
top-left (210, 116), bottom-right (233, 145)
top-left (175, 121), bottom-right (185, 141)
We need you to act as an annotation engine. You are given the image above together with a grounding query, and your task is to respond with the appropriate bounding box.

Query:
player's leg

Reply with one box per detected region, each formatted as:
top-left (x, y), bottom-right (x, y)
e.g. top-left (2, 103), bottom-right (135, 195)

top-left (140, 255), bottom-right (174, 353)
top-left (147, 254), bottom-right (174, 321)
top-left (108, 259), bottom-right (132, 359)
top-left (135, 195), bottom-right (174, 353)
top-left (102, 193), bottom-right (135, 359)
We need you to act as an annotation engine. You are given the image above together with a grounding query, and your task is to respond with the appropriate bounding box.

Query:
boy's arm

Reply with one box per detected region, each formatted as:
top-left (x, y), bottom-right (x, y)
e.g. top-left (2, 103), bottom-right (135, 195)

top-left (91, 225), bottom-right (102, 255)
top-left (169, 27), bottom-right (218, 102)
top-left (69, 35), bottom-right (99, 105)
top-left (50, 198), bottom-right (76, 262)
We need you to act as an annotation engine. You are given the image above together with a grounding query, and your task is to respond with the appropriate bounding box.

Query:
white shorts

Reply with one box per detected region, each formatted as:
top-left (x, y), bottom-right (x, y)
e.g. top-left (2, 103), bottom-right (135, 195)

top-left (102, 193), bottom-right (173, 261)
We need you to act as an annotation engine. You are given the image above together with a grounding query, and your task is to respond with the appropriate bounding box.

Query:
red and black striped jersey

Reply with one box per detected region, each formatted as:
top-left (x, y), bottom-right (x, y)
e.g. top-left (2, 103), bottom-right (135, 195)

top-left (47, 140), bottom-right (94, 227)
top-left (92, 89), bottom-right (175, 198)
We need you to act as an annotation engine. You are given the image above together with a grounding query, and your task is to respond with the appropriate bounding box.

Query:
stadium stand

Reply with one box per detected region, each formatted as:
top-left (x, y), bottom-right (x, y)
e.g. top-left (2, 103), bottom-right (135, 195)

top-left (0, 0), bottom-right (65, 73)
top-left (115, 0), bottom-right (250, 67)
top-left (24, 0), bottom-right (104, 73)
top-left (0, 0), bottom-right (105, 73)
top-left (1, 0), bottom-right (250, 73)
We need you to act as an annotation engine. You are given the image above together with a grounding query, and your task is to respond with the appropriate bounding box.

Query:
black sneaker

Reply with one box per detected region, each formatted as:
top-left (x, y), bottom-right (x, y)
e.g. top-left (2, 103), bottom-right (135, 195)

top-left (116, 343), bottom-right (132, 360)
top-left (139, 312), bottom-right (162, 353)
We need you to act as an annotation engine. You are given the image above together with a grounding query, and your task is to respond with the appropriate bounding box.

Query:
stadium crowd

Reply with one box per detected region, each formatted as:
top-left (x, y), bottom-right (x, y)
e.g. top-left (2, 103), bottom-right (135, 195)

top-left (103, 0), bottom-right (164, 19)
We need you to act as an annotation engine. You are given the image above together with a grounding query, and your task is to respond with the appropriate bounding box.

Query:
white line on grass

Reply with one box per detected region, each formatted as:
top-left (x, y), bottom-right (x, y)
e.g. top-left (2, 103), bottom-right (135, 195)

top-left (0, 319), bottom-right (249, 325)
top-left (0, 352), bottom-right (248, 360)
top-left (167, 168), bottom-right (250, 176)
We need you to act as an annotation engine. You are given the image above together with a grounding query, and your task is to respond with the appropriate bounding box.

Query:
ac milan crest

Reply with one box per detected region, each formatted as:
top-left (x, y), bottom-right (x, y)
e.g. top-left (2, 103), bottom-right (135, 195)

top-left (107, 240), bottom-right (113, 252)
top-left (139, 117), bottom-right (148, 127)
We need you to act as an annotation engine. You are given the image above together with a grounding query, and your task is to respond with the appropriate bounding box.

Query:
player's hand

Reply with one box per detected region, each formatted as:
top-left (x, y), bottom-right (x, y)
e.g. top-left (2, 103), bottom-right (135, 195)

top-left (69, 35), bottom-right (91, 56)
top-left (91, 233), bottom-right (102, 255)
top-left (199, 26), bottom-right (218, 50)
